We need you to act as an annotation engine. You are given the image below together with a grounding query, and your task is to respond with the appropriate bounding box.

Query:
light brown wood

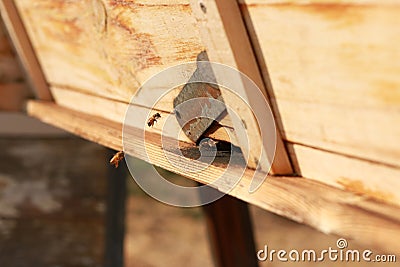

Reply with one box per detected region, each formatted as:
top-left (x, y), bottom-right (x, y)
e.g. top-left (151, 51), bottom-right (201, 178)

top-left (240, 0), bottom-right (400, 4)
top-left (13, 0), bottom-right (205, 102)
top-left (288, 143), bottom-right (400, 207)
top-left (240, 1), bottom-right (400, 167)
top-left (30, 85), bottom-right (400, 207)
top-left (50, 85), bottom-right (239, 146)
top-left (0, 15), bottom-right (31, 111)
top-left (0, 0), bottom-right (51, 100)
top-left (27, 101), bottom-right (123, 150)
top-left (13, 0), bottom-right (292, 175)
top-left (8, 1), bottom-right (400, 255)
top-left (27, 100), bottom-right (400, 254)
top-left (190, 0), bottom-right (293, 176)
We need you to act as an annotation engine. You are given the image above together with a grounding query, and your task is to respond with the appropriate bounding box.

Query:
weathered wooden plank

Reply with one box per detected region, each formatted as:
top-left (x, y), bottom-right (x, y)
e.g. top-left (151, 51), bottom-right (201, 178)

top-left (288, 143), bottom-right (400, 207)
top-left (0, 0), bottom-right (51, 100)
top-left (190, 0), bottom-right (293, 177)
top-left (274, 98), bottom-right (400, 167)
top-left (13, 0), bottom-right (289, 176)
top-left (13, 0), bottom-right (205, 102)
top-left (240, 1), bottom-right (400, 167)
top-left (27, 101), bottom-right (123, 151)
top-left (51, 85), bottom-right (239, 146)
top-left (201, 193), bottom-right (258, 267)
top-left (27, 100), bottom-right (400, 254)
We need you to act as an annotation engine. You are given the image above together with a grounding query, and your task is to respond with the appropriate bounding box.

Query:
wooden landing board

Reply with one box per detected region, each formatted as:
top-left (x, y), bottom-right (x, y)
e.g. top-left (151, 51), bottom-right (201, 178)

top-left (239, 0), bottom-right (400, 167)
top-left (50, 85), bottom-right (239, 146)
top-left (27, 100), bottom-right (400, 254)
top-left (50, 85), bottom-right (400, 207)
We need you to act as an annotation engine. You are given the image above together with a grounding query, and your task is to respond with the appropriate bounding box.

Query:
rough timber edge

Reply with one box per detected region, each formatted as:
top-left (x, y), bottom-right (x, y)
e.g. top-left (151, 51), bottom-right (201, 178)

top-left (28, 100), bottom-right (400, 255)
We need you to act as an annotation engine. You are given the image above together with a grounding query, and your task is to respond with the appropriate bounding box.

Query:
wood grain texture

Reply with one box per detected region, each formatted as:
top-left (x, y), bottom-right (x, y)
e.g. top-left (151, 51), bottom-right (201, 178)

top-left (9, 0), bottom-right (400, 252)
top-left (27, 100), bottom-right (400, 254)
top-left (240, 0), bottom-right (400, 4)
top-left (0, 0), bottom-right (51, 100)
top-left (13, 0), bottom-right (205, 102)
top-left (190, 0), bottom-right (293, 176)
top-left (240, 1), bottom-right (400, 167)
top-left (50, 85), bottom-right (239, 146)
top-left (288, 143), bottom-right (400, 206)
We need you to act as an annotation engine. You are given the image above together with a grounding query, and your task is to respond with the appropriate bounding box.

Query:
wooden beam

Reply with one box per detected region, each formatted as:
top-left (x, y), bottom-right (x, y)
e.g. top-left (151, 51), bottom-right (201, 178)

top-left (105, 149), bottom-right (127, 267)
top-left (48, 85), bottom-right (400, 207)
top-left (0, 0), bottom-right (51, 100)
top-left (190, 0), bottom-right (293, 176)
top-left (27, 101), bottom-right (123, 151)
top-left (22, 86), bottom-right (400, 208)
top-left (28, 85), bottom-right (400, 207)
top-left (202, 192), bottom-right (258, 267)
top-left (27, 100), bottom-right (400, 254)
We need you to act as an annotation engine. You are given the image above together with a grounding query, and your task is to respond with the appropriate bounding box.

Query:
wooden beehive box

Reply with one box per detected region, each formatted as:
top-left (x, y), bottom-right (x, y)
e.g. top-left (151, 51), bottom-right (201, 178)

top-left (1, 0), bottom-right (400, 254)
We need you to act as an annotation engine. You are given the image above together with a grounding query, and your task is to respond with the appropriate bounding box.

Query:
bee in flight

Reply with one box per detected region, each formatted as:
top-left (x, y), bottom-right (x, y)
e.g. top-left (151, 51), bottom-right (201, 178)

top-left (110, 151), bottom-right (124, 168)
top-left (147, 112), bottom-right (161, 127)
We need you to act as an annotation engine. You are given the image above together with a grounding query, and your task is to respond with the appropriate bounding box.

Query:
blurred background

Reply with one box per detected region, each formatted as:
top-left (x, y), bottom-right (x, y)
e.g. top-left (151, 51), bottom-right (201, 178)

top-left (0, 9), bottom-right (398, 267)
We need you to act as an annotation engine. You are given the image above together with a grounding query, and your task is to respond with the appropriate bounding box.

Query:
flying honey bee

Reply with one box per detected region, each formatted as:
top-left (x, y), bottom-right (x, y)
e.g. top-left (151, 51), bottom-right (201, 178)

top-left (147, 112), bottom-right (161, 127)
top-left (110, 151), bottom-right (124, 168)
